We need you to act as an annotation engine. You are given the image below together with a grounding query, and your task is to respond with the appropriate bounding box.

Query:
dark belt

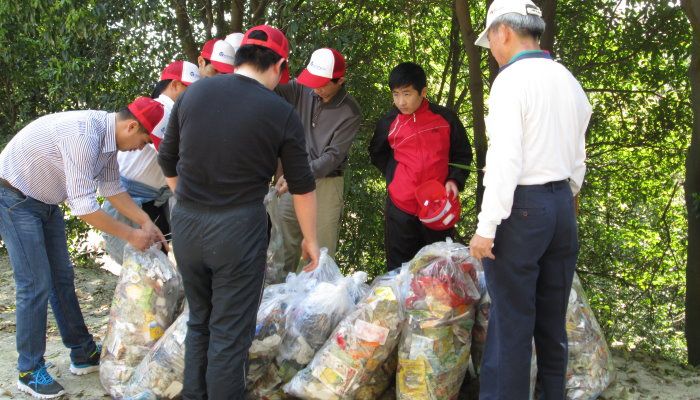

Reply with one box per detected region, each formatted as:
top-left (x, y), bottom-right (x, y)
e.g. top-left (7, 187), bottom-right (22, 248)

top-left (0, 178), bottom-right (25, 197)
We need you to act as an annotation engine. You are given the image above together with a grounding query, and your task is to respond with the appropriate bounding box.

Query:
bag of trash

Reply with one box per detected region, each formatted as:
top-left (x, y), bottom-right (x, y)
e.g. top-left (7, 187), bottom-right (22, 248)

top-left (100, 245), bottom-right (184, 398)
top-left (265, 188), bottom-right (286, 285)
top-left (565, 273), bottom-right (615, 399)
top-left (277, 272), bottom-right (367, 383)
top-left (396, 240), bottom-right (481, 400)
top-left (122, 306), bottom-right (188, 399)
top-left (246, 252), bottom-right (348, 397)
top-left (284, 271), bottom-right (404, 399)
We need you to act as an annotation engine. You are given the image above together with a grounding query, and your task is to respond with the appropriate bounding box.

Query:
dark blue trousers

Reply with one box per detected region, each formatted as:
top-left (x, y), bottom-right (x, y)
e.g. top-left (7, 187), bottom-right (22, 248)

top-left (479, 181), bottom-right (578, 400)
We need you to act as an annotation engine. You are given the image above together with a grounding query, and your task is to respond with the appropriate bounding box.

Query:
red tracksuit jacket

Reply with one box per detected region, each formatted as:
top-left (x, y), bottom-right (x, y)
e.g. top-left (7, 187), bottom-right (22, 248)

top-left (369, 99), bottom-right (473, 215)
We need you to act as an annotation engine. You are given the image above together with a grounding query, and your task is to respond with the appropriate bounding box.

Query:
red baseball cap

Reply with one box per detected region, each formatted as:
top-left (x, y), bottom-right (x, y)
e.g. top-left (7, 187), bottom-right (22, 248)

top-left (160, 61), bottom-right (201, 85)
top-left (297, 48), bottom-right (346, 88)
top-left (240, 25), bottom-right (290, 84)
top-left (200, 39), bottom-right (236, 74)
top-left (127, 96), bottom-right (165, 146)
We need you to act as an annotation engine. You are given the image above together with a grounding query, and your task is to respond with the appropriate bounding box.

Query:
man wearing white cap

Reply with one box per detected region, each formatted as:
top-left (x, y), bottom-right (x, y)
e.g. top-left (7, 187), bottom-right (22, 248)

top-left (102, 61), bottom-right (199, 264)
top-left (0, 97), bottom-right (168, 398)
top-left (225, 32), bottom-right (244, 54)
top-left (275, 47), bottom-right (361, 272)
top-left (468, 0), bottom-right (591, 398)
top-left (198, 38), bottom-right (236, 77)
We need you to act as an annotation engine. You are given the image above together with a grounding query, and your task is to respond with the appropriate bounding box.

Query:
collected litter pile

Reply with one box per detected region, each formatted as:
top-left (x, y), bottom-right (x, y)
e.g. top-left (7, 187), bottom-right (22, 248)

top-left (100, 245), bottom-right (184, 398)
top-left (284, 270), bottom-right (405, 399)
top-left (564, 274), bottom-right (615, 400)
top-left (102, 241), bottom-right (614, 400)
top-left (122, 305), bottom-right (189, 400)
top-left (397, 241), bottom-right (482, 400)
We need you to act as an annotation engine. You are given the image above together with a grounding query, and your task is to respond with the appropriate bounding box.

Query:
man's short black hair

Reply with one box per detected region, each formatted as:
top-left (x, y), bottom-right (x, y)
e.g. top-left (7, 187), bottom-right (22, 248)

top-left (234, 29), bottom-right (287, 73)
top-left (116, 107), bottom-right (147, 134)
top-left (151, 79), bottom-right (173, 99)
top-left (389, 62), bottom-right (427, 92)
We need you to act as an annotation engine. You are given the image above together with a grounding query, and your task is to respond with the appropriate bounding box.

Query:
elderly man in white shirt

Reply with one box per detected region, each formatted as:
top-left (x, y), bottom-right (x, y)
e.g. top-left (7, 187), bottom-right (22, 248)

top-left (468, 1), bottom-right (592, 399)
top-left (0, 97), bottom-right (168, 398)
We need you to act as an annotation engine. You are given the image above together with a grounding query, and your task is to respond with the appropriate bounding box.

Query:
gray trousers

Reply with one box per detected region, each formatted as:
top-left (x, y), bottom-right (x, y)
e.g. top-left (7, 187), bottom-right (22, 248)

top-left (278, 176), bottom-right (344, 272)
top-left (171, 199), bottom-right (267, 400)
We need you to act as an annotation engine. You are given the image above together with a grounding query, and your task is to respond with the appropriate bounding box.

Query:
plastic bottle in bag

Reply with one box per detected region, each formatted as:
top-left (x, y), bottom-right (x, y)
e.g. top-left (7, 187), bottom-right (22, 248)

top-left (284, 270), bottom-right (404, 399)
top-left (396, 240), bottom-right (482, 400)
top-left (100, 245), bottom-right (184, 398)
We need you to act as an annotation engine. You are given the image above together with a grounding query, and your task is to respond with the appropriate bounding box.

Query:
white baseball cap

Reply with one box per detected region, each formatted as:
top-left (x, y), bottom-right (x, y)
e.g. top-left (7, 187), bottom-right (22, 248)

top-left (200, 39), bottom-right (236, 73)
top-left (296, 48), bottom-right (346, 89)
top-left (474, 0), bottom-right (543, 48)
top-left (160, 61), bottom-right (201, 86)
top-left (225, 32), bottom-right (244, 54)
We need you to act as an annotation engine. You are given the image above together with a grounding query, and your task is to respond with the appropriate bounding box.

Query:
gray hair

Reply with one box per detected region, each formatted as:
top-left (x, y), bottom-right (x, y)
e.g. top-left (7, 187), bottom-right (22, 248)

top-left (489, 12), bottom-right (546, 42)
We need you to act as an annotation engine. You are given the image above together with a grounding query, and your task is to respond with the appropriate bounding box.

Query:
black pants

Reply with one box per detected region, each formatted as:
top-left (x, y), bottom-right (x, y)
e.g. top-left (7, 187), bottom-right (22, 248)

top-left (384, 197), bottom-right (453, 270)
top-left (171, 200), bottom-right (267, 400)
top-left (479, 181), bottom-right (578, 400)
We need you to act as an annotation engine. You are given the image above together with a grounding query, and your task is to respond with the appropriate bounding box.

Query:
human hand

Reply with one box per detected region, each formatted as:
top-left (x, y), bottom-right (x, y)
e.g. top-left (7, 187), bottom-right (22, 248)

top-left (141, 220), bottom-right (170, 252)
top-left (300, 238), bottom-right (320, 272)
top-left (275, 176), bottom-right (289, 195)
top-left (469, 234), bottom-right (495, 260)
top-left (445, 180), bottom-right (459, 199)
top-left (126, 228), bottom-right (154, 252)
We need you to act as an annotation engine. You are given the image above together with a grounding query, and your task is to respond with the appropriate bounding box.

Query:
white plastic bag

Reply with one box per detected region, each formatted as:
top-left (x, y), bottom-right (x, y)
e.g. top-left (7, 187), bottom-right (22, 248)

top-left (284, 270), bottom-right (404, 399)
top-left (265, 188), bottom-right (286, 285)
top-left (122, 306), bottom-right (188, 399)
top-left (100, 245), bottom-right (184, 398)
top-left (396, 240), bottom-right (482, 400)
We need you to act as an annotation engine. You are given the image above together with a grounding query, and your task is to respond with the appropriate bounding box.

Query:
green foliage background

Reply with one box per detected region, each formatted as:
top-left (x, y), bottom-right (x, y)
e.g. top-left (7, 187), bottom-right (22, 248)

top-left (0, 0), bottom-right (692, 363)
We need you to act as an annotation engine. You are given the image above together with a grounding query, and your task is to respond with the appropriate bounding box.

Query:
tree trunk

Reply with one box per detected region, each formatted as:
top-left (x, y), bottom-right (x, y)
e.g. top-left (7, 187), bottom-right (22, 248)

top-left (446, 13), bottom-right (463, 111)
top-left (251, 0), bottom-right (269, 25)
top-left (172, 0), bottom-right (199, 62)
top-left (203, 0), bottom-right (214, 39)
top-left (681, 0), bottom-right (700, 367)
top-left (230, 0), bottom-right (244, 32)
top-left (539, 0), bottom-right (557, 53)
top-left (215, 0), bottom-right (228, 37)
top-left (455, 0), bottom-right (487, 211)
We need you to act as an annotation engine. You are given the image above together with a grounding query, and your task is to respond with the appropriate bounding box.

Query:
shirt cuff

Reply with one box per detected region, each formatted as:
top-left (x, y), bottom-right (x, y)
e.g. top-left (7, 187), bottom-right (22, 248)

top-left (98, 181), bottom-right (126, 198)
top-left (476, 220), bottom-right (498, 239)
top-left (68, 194), bottom-right (101, 216)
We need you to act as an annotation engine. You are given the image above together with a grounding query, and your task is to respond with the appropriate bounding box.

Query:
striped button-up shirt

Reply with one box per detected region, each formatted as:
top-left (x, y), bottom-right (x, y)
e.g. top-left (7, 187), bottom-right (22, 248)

top-left (0, 110), bottom-right (125, 215)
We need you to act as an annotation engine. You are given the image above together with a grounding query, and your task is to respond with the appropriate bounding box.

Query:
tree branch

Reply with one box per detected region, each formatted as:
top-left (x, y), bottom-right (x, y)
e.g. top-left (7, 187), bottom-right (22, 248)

top-left (171, 0), bottom-right (199, 62)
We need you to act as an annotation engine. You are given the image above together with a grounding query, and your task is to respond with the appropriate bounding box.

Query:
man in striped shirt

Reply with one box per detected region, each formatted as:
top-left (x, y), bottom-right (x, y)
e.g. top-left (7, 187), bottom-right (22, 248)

top-left (0, 97), bottom-right (168, 399)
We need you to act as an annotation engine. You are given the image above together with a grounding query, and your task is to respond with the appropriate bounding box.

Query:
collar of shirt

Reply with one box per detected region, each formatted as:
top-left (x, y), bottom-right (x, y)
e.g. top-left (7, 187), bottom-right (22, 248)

top-left (312, 85), bottom-right (349, 109)
top-left (500, 50), bottom-right (552, 72)
top-left (103, 112), bottom-right (117, 154)
top-left (156, 93), bottom-right (175, 108)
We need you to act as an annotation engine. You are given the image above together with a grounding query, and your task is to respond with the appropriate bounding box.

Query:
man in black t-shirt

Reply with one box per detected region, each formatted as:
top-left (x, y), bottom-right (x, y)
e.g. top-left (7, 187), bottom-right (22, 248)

top-left (158, 25), bottom-right (319, 399)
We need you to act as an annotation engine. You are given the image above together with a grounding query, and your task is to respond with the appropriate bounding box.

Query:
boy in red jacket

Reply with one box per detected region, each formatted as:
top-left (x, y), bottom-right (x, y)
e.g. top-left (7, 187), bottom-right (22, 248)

top-left (369, 62), bottom-right (473, 270)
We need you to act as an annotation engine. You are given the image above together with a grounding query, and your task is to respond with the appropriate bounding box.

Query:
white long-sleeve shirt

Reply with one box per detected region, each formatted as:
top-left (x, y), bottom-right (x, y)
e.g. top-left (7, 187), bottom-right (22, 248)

top-left (476, 54), bottom-right (592, 239)
top-left (117, 94), bottom-right (174, 189)
top-left (0, 111), bottom-right (125, 216)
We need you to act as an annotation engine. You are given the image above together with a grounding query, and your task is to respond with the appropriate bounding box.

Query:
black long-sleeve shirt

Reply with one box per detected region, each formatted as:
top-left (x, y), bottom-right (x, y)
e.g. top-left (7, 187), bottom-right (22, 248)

top-left (158, 74), bottom-right (315, 208)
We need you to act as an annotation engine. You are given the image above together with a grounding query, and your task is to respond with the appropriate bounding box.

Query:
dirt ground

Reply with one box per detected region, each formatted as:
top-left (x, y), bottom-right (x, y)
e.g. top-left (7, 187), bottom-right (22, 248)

top-left (0, 253), bottom-right (697, 399)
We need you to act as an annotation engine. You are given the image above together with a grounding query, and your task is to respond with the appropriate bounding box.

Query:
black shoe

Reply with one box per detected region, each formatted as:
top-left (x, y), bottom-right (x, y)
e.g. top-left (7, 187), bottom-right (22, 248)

top-left (17, 365), bottom-right (65, 399)
top-left (69, 343), bottom-right (101, 375)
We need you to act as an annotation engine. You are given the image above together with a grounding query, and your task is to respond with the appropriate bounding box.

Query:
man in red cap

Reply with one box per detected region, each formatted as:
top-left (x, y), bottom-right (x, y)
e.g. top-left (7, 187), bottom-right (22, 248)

top-left (0, 97), bottom-right (169, 398)
top-left (159, 25), bottom-right (319, 399)
top-left (275, 47), bottom-right (362, 272)
top-left (102, 61), bottom-right (200, 264)
top-left (198, 38), bottom-right (236, 77)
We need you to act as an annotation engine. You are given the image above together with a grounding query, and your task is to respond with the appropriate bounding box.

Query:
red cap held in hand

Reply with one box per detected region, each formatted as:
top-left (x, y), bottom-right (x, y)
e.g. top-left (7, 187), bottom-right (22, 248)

top-left (415, 180), bottom-right (461, 231)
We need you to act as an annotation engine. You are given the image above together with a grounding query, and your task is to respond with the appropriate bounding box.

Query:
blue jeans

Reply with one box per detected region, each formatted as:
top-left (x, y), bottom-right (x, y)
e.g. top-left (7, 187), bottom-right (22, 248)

top-left (0, 187), bottom-right (96, 372)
